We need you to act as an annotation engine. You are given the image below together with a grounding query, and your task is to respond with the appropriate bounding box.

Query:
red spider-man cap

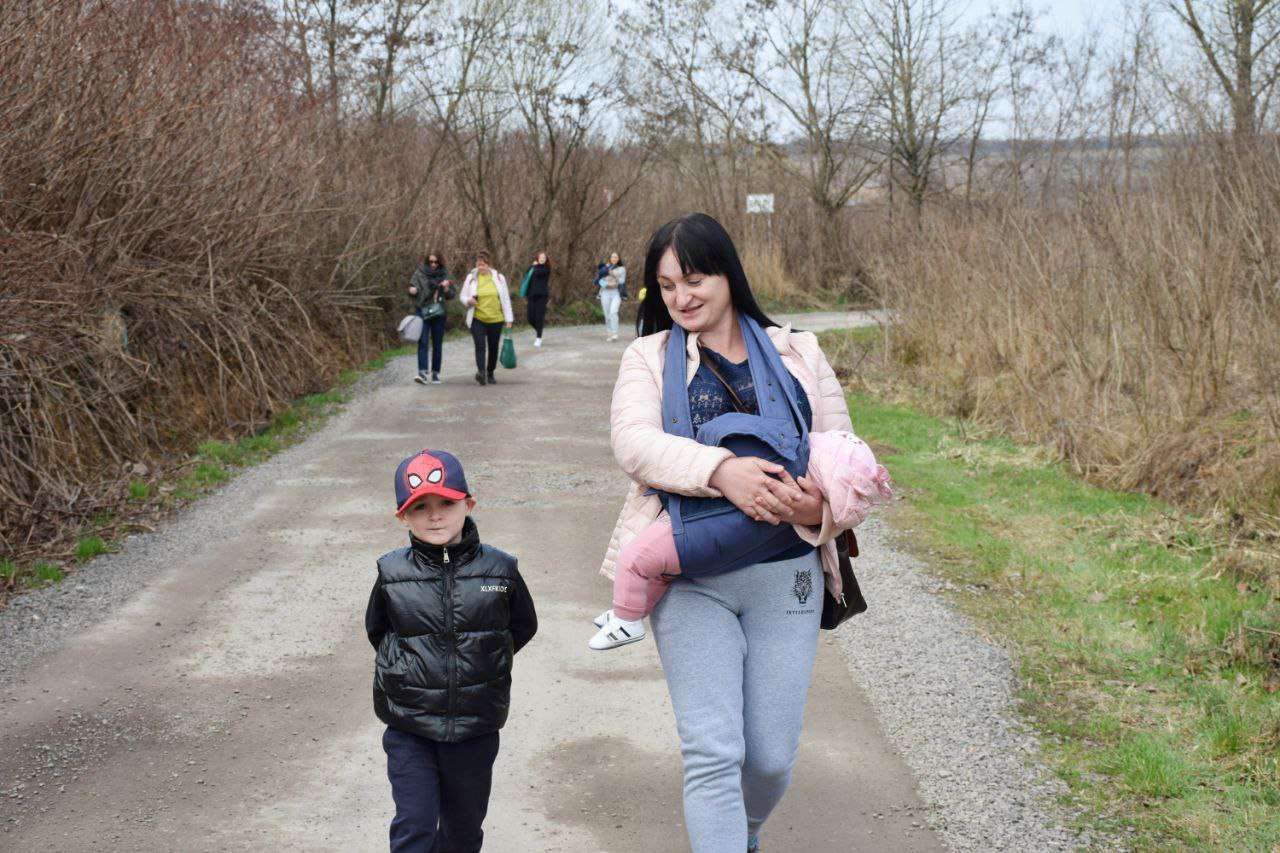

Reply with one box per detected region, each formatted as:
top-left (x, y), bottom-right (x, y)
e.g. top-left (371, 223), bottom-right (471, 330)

top-left (394, 449), bottom-right (470, 515)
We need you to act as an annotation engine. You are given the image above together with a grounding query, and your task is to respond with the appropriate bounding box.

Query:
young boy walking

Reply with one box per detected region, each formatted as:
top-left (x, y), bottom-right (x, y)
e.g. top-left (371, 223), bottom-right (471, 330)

top-left (365, 449), bottom-right (537, 852)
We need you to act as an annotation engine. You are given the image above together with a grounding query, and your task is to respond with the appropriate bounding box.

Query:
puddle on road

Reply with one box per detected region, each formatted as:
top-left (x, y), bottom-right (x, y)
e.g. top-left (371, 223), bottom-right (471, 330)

top-left (563, 662), bottom-right (664, 683)
top-left (536, 735), bottom-right (684, 849)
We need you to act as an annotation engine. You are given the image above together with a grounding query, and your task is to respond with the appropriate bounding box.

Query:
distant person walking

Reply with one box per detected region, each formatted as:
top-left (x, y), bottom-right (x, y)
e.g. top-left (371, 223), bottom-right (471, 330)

top-left (523, 252), bottom-right (551, 348)
top-left (597, 252), bottom-right (626, 341)
top-left (634, 281), bottom-right (648, 337)
top-left (407, 252), bottom-right (454, 385)
top-left (459, 251), bottom-right (513, 386)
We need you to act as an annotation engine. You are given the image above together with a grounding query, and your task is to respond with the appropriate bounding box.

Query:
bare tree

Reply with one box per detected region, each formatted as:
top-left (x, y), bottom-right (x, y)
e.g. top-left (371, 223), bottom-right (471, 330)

top-left (990, 3), bottom-right (1058, 203)
top-left (859, 0), bottom-right (972, 221)
top-left (275, 0), bottom-right (372, 117)
top-left (727, 0), bottom-right (882, 276)
top-left (1039, 27), bottom-right (1110, 202)
top-left (1167, 0), bottom-right (1280, 139)
top-left (370, 0), bottom-right (434, 124)
top-left (280, 0), bottom-right (320, 102)
top-left (407, 0), bottom-right (518, 256)
top-left (555, 142), bottom-right (655, 295)
top-left (954, 4), bottom-right (1045, 206)
top-left (312, 0), bottom-right (373, 116)
top-left (506, 0), bottom-right (615, 259)
top-left (620, 0), bottom-right (764, 225)
top-left (1104, 1), bottom-right (1164, 198)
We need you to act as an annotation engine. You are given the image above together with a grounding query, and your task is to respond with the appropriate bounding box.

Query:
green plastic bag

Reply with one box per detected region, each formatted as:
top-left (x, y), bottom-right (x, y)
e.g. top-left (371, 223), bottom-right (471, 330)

top-left (518, 267), bottom-right (532, 298)
top-left (500, 330), bottom-right (517, 369)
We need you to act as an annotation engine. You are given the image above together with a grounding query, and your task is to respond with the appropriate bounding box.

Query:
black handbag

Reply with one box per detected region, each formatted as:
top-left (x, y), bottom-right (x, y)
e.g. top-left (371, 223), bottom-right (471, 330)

top-left (421, 298), bottom-right (446, 320)
top-left (820, 529), bottom-right (868, 629)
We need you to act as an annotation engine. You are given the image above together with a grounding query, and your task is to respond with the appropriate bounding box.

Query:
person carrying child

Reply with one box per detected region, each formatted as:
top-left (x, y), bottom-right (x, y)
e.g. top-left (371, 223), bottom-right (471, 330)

top-left (589, 412), bottom-right (890, 648)
top-left (366, 449), bottom-right (537, 852)
top-left (598, 212), bottom-right (872, 853)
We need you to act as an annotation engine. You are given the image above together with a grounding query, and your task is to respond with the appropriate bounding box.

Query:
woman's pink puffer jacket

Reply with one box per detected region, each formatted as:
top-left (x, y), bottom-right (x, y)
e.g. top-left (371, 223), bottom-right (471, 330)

top-left (601, 322), bottom-right (855, 597)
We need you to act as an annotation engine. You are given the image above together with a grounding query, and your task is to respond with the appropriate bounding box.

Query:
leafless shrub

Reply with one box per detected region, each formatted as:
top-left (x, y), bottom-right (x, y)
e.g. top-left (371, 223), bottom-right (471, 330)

top-left (0, 0), bottom-right (416, 557)
top-left (870, 144), bottom-right (1280, 549)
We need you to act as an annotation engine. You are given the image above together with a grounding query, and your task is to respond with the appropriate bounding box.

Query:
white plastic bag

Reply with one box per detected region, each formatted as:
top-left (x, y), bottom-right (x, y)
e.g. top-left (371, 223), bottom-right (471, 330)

top-left (397, 314), bottom-right (424, 342)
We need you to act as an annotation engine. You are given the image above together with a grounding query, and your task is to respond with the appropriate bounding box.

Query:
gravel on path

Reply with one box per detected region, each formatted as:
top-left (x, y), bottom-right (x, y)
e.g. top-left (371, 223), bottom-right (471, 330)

top-left (1, 310), bottom-right (1093, 851)
top-left (837, 516), bottom-right (1096, 851)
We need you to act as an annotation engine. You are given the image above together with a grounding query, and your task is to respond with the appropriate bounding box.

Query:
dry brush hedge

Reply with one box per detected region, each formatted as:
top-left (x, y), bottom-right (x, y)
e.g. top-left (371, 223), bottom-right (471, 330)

top-left (869, 148), bottom-right (1280, 585)
top-left (0, 0), bottom-right (409, 560)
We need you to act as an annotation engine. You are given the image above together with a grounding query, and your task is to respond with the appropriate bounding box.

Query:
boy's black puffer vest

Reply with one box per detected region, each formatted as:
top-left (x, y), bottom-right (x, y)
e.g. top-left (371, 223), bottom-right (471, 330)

top-left (373, 518), bottom-right (519, 742)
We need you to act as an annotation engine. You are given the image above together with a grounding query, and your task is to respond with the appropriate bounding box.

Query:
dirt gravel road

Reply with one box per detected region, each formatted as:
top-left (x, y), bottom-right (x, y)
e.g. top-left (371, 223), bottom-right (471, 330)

top-left (1, 312), bottom-right (941, 852)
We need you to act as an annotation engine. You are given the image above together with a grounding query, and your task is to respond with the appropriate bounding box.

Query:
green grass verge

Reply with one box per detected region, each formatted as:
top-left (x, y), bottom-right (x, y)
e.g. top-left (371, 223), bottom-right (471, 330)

top-left (824, 331), bottom-right (1280, 850)
top-left (74, 536), bottom-right (109, 562)
top-left (2, 343), bottom-right (415, 598)
top-left (173, 388), bottom-right (350, 501)
top-left (165, 350), bottom-right (410, 504)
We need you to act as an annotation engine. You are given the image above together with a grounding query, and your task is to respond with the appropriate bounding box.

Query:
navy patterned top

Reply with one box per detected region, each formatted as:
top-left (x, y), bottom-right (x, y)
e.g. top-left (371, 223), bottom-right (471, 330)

top-left (689, 347), bottom-right (813, 433)
top-left (688, 346), bottom-right (815, 565)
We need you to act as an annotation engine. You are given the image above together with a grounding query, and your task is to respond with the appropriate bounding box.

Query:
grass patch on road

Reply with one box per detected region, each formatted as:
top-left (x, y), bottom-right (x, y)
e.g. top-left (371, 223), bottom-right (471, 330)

top-left (0, 344), bottom-right (414, 603)
top-left (821, 328), bottom-right (1280, 850)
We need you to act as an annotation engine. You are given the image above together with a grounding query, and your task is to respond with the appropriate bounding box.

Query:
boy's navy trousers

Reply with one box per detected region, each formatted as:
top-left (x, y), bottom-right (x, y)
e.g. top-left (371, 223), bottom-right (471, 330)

top-left (383, 727), bottom-right (500, 853)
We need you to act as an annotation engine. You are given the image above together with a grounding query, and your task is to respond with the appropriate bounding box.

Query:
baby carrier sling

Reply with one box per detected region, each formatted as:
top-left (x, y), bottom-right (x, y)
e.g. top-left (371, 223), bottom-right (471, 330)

top-left (658, 315), bottom-right (811, 577)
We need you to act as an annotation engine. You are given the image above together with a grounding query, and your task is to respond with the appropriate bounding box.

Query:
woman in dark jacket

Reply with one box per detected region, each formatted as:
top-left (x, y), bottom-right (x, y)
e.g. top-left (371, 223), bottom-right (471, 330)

top-left (408, 252), bottom-right (454, 384)
top-left (524, 252), bottom-right (551, 348)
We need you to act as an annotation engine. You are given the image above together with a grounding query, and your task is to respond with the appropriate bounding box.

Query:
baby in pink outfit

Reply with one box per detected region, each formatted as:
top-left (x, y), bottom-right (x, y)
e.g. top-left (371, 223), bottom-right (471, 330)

top-left (590, 430), bottom-right (892, 649)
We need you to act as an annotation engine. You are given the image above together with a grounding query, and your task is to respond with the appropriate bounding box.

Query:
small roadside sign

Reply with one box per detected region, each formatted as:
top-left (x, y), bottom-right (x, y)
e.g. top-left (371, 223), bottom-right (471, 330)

top-left (746, 194), bottom-right (774, 214)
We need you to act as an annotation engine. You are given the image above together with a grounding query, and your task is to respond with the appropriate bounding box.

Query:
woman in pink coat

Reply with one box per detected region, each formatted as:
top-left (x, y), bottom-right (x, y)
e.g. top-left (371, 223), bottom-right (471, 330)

top-left (599, 213), bottom-right (861, 852)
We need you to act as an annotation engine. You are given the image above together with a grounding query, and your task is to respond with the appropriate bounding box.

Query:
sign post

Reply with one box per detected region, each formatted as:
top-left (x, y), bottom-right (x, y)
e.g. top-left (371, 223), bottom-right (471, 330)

top-left (745, 193), bottom-right (775, 251)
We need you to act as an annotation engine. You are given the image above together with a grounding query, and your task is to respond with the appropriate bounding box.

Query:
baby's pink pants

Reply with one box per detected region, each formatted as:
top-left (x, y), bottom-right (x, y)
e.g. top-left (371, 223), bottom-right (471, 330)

top-left (611, 515), bottom-right (680, 621)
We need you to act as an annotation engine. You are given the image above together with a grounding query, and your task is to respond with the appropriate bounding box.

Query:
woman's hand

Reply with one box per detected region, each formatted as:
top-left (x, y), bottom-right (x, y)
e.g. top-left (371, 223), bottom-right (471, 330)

top-left (774, 472), bottom-right (824, 527)
top-left (505, 322), bottom-right (513, 329)
top-left (708, 457), bottom-right (804, 525)
top-left (408, 286), bottom-right (418, 295)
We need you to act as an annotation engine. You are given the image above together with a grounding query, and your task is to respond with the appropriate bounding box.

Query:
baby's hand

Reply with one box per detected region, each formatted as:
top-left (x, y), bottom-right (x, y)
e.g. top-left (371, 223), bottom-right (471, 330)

top-left (776, 471), bottom-right (824, 526)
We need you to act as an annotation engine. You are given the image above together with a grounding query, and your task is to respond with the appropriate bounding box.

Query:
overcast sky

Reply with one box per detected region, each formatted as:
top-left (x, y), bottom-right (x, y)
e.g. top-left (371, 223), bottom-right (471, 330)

top-left (959, 0), bottom-right (1095, 36)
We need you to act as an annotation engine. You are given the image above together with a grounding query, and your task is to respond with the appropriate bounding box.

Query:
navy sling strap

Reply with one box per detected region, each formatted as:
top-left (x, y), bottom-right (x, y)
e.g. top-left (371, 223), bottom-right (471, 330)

top-left (659, 315), bottom-right (811, 577)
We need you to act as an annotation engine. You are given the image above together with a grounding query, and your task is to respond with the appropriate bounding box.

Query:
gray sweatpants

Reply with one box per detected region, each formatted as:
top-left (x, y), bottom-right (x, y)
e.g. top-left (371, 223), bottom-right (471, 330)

top-left (650, 550), bottom-right (823, 852)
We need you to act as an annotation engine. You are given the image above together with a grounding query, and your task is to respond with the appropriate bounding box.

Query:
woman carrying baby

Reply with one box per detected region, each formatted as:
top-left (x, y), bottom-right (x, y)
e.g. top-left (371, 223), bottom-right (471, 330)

top-left (594, 213), bottom-right (890, 853)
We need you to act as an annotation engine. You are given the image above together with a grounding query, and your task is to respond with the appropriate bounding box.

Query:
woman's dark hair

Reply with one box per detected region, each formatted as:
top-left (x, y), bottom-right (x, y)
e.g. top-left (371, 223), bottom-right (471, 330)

top-left (637, 213), bottom-right (776, 336)
top-left (426, 251), bottom-right (445, 268)
top-left (475, 250), bottom-right (491, 264)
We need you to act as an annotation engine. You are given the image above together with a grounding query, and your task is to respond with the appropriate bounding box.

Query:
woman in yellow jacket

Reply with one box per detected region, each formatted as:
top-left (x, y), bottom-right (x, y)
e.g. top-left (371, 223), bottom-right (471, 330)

top-left (458, 251), bottom-right (514, 385)
top-left (633, 283), bottom-right (647, 337)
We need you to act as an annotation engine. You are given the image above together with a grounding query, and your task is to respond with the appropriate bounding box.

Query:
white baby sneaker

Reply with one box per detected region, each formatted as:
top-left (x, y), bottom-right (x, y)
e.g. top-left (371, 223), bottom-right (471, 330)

top-left (588, 612), bottom-right (646, 650)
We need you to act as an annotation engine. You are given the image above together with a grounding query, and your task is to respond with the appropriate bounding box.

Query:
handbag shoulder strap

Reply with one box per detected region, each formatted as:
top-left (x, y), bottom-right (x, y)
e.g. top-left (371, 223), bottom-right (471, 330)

top-left (840, 529), bottom-right (859, 558)
top-left (697, 345), bottom-right (749, 414)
